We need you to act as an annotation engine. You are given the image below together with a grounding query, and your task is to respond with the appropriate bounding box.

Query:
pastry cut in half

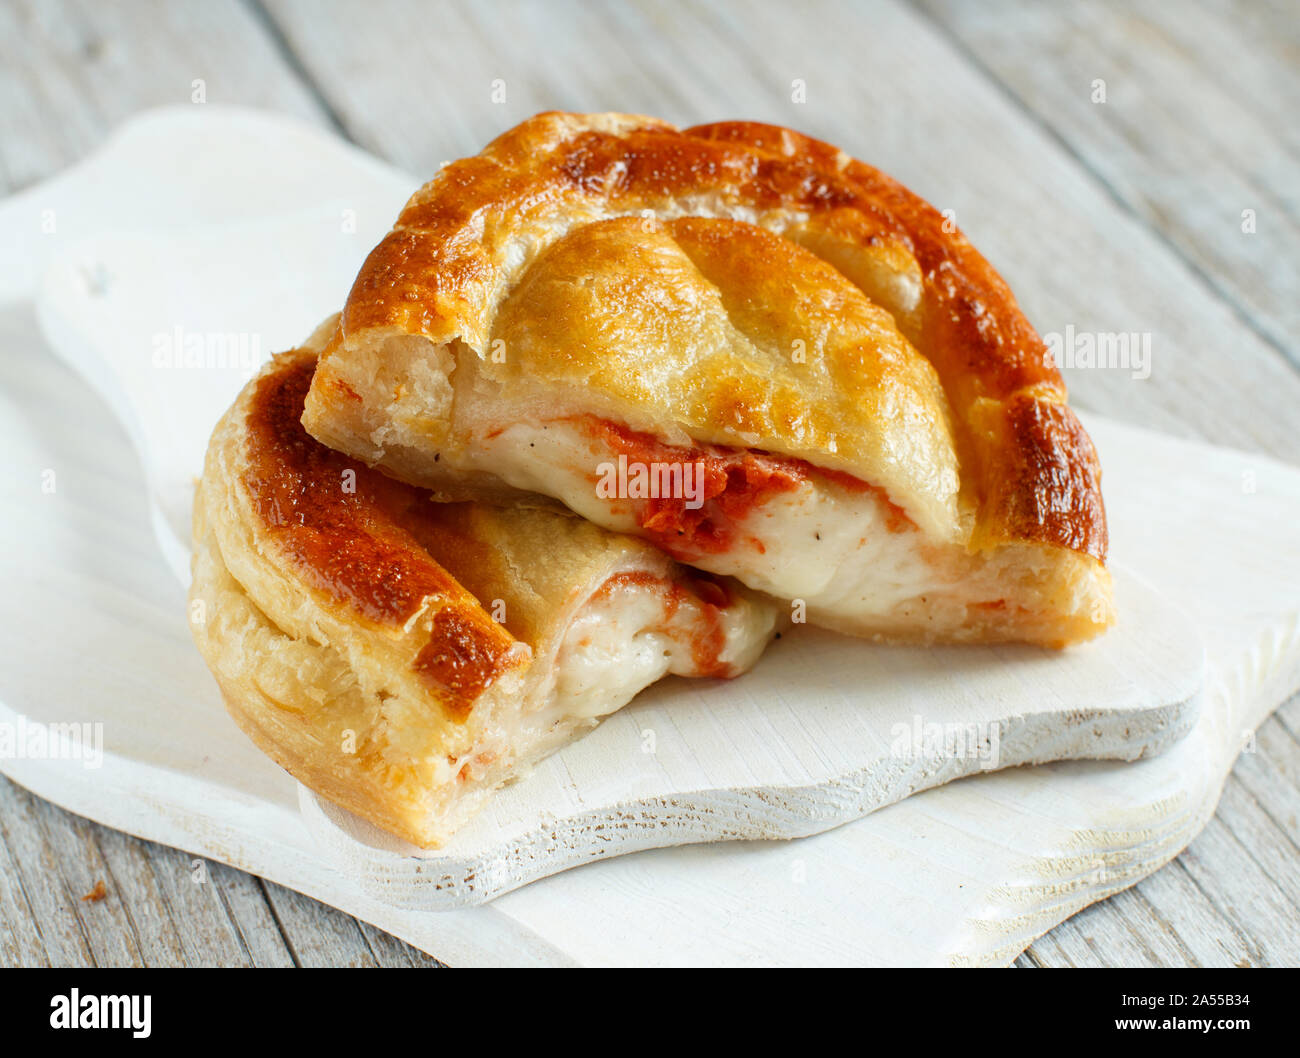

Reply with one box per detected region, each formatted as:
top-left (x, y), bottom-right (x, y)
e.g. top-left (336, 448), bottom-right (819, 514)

top-left (189, 319), bottom-right (776, 847)
top-left (303, 112), bottom-right (1114, 647)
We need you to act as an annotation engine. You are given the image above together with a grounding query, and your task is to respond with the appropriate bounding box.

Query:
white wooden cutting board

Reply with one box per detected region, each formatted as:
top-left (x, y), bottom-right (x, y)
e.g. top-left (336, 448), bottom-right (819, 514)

top-left (2, 108), bottom-right (1297, 964)
top-left (300, 559), bottom-right (1200, 909)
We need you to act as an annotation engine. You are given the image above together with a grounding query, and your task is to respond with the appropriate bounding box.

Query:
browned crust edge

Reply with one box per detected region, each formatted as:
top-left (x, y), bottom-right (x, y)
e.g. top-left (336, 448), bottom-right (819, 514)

top-left (226, 347), bottom-right (525, 721)
top-left (336, 111), bottom-right (1107, 563)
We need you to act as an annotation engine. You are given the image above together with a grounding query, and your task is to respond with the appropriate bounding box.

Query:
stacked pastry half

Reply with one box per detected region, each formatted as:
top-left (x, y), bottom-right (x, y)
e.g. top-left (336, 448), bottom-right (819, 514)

top-left (191, 113), bottom-right (1114, 848)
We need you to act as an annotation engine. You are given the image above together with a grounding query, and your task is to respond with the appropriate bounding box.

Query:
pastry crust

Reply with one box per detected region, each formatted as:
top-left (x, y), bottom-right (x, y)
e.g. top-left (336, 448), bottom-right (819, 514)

top-left (302, 112), bottom-right (1113, 645)
top-left (190, 323), bottom-right (776, 847)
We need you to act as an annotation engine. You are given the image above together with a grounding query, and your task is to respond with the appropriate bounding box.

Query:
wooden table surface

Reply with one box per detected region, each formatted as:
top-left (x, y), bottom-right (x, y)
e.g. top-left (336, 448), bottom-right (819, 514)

top-left (2, 0), bottom-right (1297, 968)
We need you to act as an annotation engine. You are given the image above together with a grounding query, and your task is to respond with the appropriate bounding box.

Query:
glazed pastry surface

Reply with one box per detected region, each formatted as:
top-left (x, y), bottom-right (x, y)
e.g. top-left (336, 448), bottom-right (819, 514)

top-left (190, 320), bottom-right (776, 846)
top-left (301, 112), bottom-right (1113, 645)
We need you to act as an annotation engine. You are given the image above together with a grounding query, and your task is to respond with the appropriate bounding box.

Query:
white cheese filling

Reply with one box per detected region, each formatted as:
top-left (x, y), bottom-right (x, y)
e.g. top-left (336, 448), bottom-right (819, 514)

top-left (465, 421), bottom-right (994, 626)
top-left (553, 572), bottom-right (774, 720)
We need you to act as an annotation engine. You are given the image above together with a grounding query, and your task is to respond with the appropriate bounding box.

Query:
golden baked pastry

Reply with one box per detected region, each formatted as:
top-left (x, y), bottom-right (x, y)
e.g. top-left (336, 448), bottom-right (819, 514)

top-left (190, 319), bottom-right (776, 847)
top-left (303, 112), bottom-right (1113, 647)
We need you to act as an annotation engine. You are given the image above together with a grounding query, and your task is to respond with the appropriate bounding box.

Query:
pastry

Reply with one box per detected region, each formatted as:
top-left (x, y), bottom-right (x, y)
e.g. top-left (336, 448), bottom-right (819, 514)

top-left (189, 319), bottom-right (776, 847)
top-left (302, 112), bottom-right (1113, 647)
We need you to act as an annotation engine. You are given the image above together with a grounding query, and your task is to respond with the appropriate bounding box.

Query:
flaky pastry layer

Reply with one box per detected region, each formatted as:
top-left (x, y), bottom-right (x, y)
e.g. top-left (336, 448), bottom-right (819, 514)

top-left (190, 324), bottom-right (776, 846)
top-left (302, 112), bottom-right (1113, 645)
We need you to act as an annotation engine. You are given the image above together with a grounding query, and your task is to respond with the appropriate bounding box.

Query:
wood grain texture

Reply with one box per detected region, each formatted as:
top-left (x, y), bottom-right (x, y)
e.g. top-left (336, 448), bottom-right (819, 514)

top-left (0, 774), bottom-right (443, 967)
top-left (257, 0), bottom-right (1300, 461)
top-left (1, 0), bottom-right (1297, 966)
top-left (916, 0), bottom-right (1300, 370)
top-left (0, 0), bottom-right (327, 188)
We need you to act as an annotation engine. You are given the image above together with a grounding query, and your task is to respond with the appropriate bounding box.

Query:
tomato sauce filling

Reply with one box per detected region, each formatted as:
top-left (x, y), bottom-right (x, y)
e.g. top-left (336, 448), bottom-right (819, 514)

top-left (580, 417), bottom-right (911, 559)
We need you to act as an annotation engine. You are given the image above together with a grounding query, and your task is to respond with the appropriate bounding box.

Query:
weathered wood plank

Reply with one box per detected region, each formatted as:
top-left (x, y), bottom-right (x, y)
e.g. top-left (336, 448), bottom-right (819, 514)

top-left (1, 773), bottom-right (438, 967)
top-left (0, 776), bottom-right (125, 966)
top-left (914, 0), bottom-right (1300, 367)
top-left (263, 0), bottom-right (1300, 465)
top-left (0, 781), bottom-right (56, 966)
top-left (1274, 688), bottom-right (1300, 736)
top-left (358, 921), bottom-right (445, 968)
top-left (133, 845), bottom-right (277, 967)
top-left (1030, 891), bottom-right (1167, 967)
top-left (1019, 706), bottom-right (1300, 968)
top-left (1044, 766), bottom-right (1300, 969)
top-left (1211, 773), bottom-right (1300, 933)
top-left (1174, 810), bottom-right (1296, 967)
top-left (1233, 716), bottom-right (1300, 852)
top-left (259, 881), bottom-right (379, 968)
top-left (1126, 857), bottom-right (1256, 967)
top-left (259, 877), bottom-right (439, 966)
top-left (1076, 887), bottom-right (1200, 967)
top-left (0, 0), bottom-right (329, 195)
top-left (199, 858), bottom-right (299, 967)
top-left (85, 822), bottom-right (190, 966)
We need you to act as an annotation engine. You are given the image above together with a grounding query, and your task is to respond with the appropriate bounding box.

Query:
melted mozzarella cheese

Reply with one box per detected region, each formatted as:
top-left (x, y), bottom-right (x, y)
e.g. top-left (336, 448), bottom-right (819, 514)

top-left (553, 572), bottom-right (774, 720)
top-left (467, 421), bottom-right (989, 628)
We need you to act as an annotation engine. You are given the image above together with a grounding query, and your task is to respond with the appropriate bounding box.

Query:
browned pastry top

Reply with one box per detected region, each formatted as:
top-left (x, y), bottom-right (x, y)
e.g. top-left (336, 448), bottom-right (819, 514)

top-left (245, 355), bottom-right (521, 713)
top-left (332, 112), bottom-right (1106, 561)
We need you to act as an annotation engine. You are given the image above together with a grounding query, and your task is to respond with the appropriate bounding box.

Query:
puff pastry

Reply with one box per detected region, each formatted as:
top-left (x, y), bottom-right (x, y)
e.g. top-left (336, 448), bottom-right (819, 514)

top-left (190, 320), bottom-right (776, 847)
top-left (303, 112), bottom-right (1113, 647)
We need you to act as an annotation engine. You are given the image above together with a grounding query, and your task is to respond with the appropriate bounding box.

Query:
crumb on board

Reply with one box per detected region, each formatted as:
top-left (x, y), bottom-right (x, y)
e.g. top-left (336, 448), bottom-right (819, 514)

top-left (81, 880), bottom-right (107, 903)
